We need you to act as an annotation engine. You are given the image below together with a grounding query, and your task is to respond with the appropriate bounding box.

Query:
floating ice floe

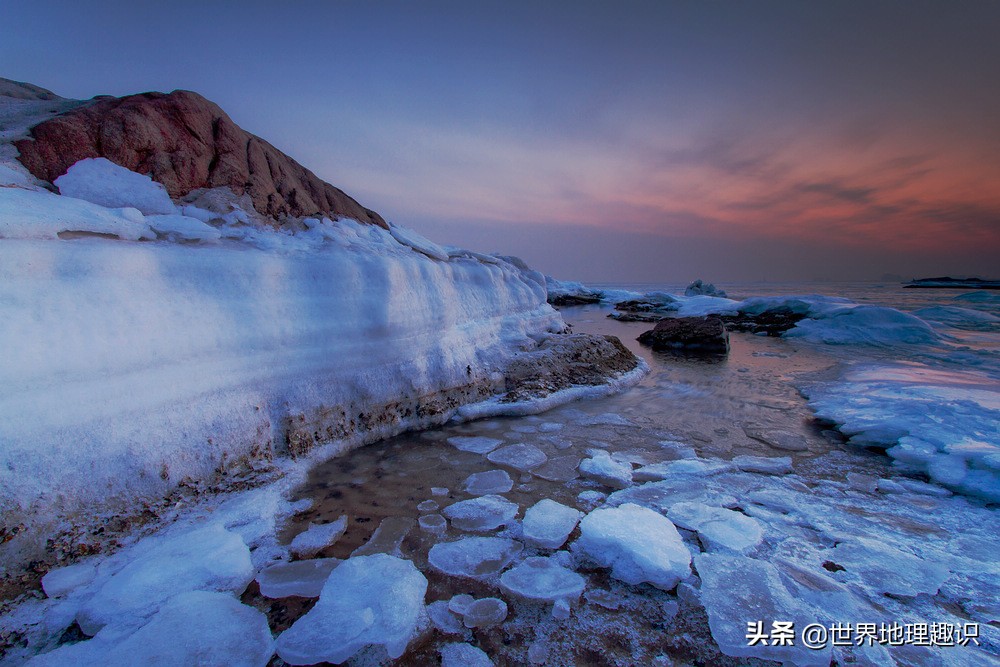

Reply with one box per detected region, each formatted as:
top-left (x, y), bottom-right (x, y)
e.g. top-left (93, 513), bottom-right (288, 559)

top-left (442, 494), bottom-right (519, 531)
top-left (576, 503), bottom-right (690, 590)
top-left (522, 499), bottom-right (584, 549)
top-left (632, 458), bottom-right (730, 482)
top-left (428, 537), bottom-right (523, 579)
top-left (275, 554), bottom-right (426, 665)
top-left (76, 523), bottom-right (254, 636)
top-left (440, 642), bottom-right (494, 667)
top-left (460, 597), bottom-right (508, 628)
top-left (417, 499), bottom-right (440, 511)
top-left (500, 556), bottom-right (586, 604)
top-left (256, 558), bottom-right (341, 598)
top-left (289, 515), bottom-right (347, 558)
top-left (667, 502), bottom-right (764, 554)
top-left (578, 450), bottom-right (633, 489)
top-left (419, 513), bottom-right (448, 535)
top-left (28, 591), bottom-right (274, 667)
top-left (447, 436), bottom-right (504, 454)
top-left (487, 443), bottom-right (548, 471)
top-left (463, 469), bottom-right (514, 495)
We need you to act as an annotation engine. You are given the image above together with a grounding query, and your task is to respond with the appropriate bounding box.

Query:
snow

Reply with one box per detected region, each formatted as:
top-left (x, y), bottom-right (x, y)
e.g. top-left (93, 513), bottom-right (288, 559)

top-left (448, 436), bottom-right (504, 454)
top-left (522, 499), bottom-right (584, 549)
top-left (487, 442), bottom-right (548, 471)
top-left (275, 554), bottom-right (426, 665)
top-left (0, 187), bottom-right (154, 240)
top-left (578, 450), bottom-right (633, 488)
top-left (55, 157), bottom-right (176, 215)
top-left (442, 495), bottom-right (519, 531)
top-left (667, 501), bottom-right (764, 553)
top-left (145, 213), bottom-right (222, 241)
top-left (27, 591), bottom-right (274, 667)
top-left (463, 469), bottom-right (514, 495)
top-left (440, 642), bottom-right (494, 667)
top-left (806, 363), bottom-right (1000, 501)
top-left (75, 523), bottom-right (254, 635)
top-left (427, 537), bottom-right (523, 579)
top-left (575, 503), bottom-right (691, 590)
top-left (499, 556), bottom-right (586, 603)
top-left (288, 515), bottom-right (347, 558)
top-left (256, 558), bottom-right (340, 598)
top-left (388, 222), bottom-right (449, 260)
top-left (41, 562), bottom-right (96, 599)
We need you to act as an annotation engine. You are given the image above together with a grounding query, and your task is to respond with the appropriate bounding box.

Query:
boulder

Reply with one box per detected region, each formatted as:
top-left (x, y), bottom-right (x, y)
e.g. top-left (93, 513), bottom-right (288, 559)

top-left (637, 316), bottom-right (729, 353)
top-left (14, 89), bottom-right (386, 227)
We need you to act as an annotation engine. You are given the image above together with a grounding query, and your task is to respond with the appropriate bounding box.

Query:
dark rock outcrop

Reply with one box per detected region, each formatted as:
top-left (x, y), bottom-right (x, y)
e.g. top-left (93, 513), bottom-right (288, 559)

top-left (637, 316), bottom-right (729, 353)
top-left (719, 310), bottom-right (805, 336)
top-left (14, 89), bottom-right (386, 228)
top-left (549, 293), bottom-right (603, 307)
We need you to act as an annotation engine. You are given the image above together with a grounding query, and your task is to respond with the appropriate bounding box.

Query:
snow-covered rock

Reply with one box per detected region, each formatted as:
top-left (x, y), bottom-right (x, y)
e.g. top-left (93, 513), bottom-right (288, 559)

top-left (55, 157), bottom-right (176, 215)
top-left (428, 537), bottom-right (523, 579)
top-left (522, 499), bottom-right (583, 549)
top-left (275, 554), bottom-right (426, 665)
top-left (442, 495), bottom-right (519, 531)
top-left (576, 503), bottom-right (691, 590)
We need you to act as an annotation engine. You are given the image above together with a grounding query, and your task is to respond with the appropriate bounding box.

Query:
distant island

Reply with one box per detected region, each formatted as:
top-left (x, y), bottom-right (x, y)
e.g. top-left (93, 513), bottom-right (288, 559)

top-left (905, 277), bottom-right (1000, 290)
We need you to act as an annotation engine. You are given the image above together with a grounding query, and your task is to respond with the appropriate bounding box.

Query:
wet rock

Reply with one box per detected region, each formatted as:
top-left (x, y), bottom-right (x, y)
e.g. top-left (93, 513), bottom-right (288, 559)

top-left (637, 316), bottom-right (729, 354)
top-left (685, 279), bottom-right (727, 298)
top-left (719, 309), bottom-right (806, 336)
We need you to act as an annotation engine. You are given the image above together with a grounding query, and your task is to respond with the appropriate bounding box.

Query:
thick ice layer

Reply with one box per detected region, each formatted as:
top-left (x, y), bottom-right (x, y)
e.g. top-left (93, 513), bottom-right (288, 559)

top-left (256, 558), bottom-right (341, 598)
top-left (275, 554), bottom-right (426, 665)
top-left (0, 188), bottom-right (564, 559)
top-left (27, 591), bottom-right (274, 667)
top-left (806, 363), bottom-right (1000, 501)
top-left (668, 502), bottom-right (764, 554)
top-left (75, 523), bottom-right (254, 635)
top-left (575, 503), bottom-right (691, 590)
top-left (54, 157), bottom-right (176, 215)
top-left (289, 515), bottom-right (347, 558)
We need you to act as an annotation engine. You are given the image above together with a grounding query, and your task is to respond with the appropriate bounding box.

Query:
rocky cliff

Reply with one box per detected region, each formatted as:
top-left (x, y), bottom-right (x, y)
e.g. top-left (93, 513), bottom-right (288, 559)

top-left (13, 85), bottom-right (386, 227)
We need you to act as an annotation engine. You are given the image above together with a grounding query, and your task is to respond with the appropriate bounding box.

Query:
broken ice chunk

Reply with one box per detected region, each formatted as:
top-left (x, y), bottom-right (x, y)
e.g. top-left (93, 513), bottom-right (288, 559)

top-left (276, 554), bottom-right (427, 665)
top-left (257, 558), bottom-right (341, 598)
top-left (289, 515), bottom-right (348, 558)
top-left (351, 517), bottom-right (415, 557)
top-left (500, 556), bottom-right (586, 604)
top-left (448, 593), bottom-right (476, 616)
top-left (428, 537), bottom-right (523, 579)
top-left (731, 455), bottom-right (793, 475)
top-left (442, 495), bottom-right (518, 532)
top-left (440, 642), bottom-right (494, 667)
top-left (419, 513), bottom-right (448, 535)
top-left (522, 499), bottom-right (584, 549)
top-left (579, 450), bottom-right (633, 489)
top-left (462, 597), bottom-right (508, 628)
top-left (487, 443), bottom-right (548, 471)
top-left (577, 490), bottom-right (606, 511)
top-left (432, 487), bottom-right (450, 496)
top-left (668, 502), bottom-right (764, 554)
top-left (463, 469), bottom-right (514, 495)
top-left (576, 503), bottom-right (691, 590)
top-left (427, 600), bottom-right (466, 635)
top-left (532, 454), bottom-right (582, 483)
top-left (417, 499), bottom-right (440, 512)
top-left (829, 538), bottom-right (950, 596)
top-left (448, 436), bottom-right (504, 454)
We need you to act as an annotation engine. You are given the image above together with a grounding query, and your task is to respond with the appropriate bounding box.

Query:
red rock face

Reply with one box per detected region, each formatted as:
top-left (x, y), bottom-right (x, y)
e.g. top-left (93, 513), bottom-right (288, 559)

top-left (14, 89), bottom-right (387, 228)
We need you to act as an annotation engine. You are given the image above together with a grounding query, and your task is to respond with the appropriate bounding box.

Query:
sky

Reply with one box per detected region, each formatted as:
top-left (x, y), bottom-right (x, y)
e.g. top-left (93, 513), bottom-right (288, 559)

top-left (3, 1), bottom-right (999, 282)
